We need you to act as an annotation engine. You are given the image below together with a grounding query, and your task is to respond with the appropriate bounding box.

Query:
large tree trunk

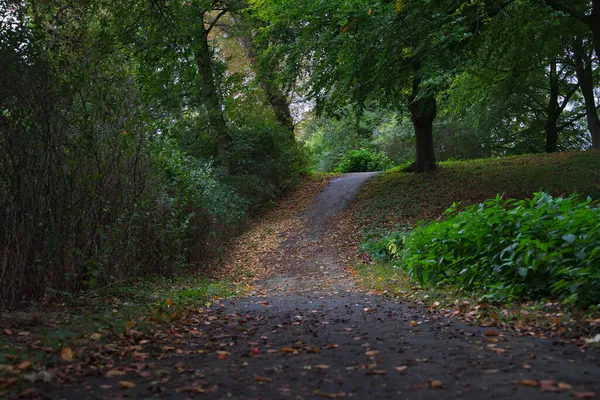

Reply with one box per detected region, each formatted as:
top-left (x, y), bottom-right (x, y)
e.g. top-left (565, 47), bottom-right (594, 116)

top-left (545, 61), bottom-right (560, 153)
top-left (195, 18), bottom-right (233, 172)
top-left (574, 41), bottom-right (600, 148)
top-left (409, 65), bottom-right (437, 173)
top-left (235, 24), bottom-right (295, 135)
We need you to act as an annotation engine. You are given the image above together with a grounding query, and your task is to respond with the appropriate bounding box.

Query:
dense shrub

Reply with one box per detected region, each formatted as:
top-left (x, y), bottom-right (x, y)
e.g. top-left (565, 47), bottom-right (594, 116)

top-left (335, 149), bottom-right (392, 173)
top-left (228, 122), bottom-right (308, 210)
top-left (0, 8), bottom-right (304, 309)
top-left (374, 193), bottom-right (600, 306)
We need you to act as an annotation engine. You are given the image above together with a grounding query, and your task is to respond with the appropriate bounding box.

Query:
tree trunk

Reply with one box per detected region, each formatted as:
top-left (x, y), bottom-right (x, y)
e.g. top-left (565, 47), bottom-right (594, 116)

top-left (195, 18), bottom-right (233, 172)
top-left (409, 66), bottom-right (437, 173)
top-left (544, 0), bottom-right (600, 62)
top-left (574, 41), bottom-right (600, 148)
top-left (545, 61), bottom-right (560, 153)
top-left (234, 17), bottom-right (295, 135)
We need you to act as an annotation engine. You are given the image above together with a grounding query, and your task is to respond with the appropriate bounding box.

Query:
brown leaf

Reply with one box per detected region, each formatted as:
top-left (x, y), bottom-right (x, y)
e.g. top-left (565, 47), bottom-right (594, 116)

top-left (106, 369), bottom-right (126, 378)
top-left (255, 376), bottom-right (272, 383)
top-left (558, 382), bottom-right (572, 390)
top-left (320, 392), bottom-right (346, 398)
top-left (394, 366), bottom-right (408, 373)
top-left (571, 393), bottom-right (596, 399)
top-left (371, 370), bottom-right (387, 375)
top-left (365, 350), bottom-right (379, 357)
top-left (491, 348), bottom-right (507, 354)
top-left (119, 381), bottom-right (136, 389)
top-left (17, 361), bottom-right (31, 370)
top-left (430, 380), bottom-right (443, 388)
top-left (315, 365), bottom-right (330, 369)
top-left (519, 380), bottom-right (539, 387)
top-left (60, 347), bottom-right (74, 362)
top-left (179, 385), bottom-right (206, 393)
top-left (485, 330), bottom-right (499, 337)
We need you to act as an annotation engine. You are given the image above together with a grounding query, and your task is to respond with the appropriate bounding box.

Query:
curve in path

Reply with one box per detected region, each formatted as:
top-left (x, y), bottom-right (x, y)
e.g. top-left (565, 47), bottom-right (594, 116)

top-left (51, 173), bottom-right (599, 400)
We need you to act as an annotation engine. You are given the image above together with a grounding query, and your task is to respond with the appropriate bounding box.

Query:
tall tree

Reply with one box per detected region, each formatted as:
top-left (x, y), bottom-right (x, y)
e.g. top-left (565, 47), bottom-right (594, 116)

top-left (573, 37), bottom-right (600, 148)
top-left (253, 0), bottom-right (490, 172)
top-left (544, 0), bottom-right (600, 61)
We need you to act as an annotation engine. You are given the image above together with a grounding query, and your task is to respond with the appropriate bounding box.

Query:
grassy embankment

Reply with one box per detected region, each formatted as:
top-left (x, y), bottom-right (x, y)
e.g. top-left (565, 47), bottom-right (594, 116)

top-left (351, 151), bottom-right (600, 338)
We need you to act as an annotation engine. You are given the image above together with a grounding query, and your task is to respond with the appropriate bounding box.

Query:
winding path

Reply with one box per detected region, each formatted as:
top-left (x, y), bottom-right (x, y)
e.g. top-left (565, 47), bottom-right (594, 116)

top-left (53, 173), bottom-right (599, 399)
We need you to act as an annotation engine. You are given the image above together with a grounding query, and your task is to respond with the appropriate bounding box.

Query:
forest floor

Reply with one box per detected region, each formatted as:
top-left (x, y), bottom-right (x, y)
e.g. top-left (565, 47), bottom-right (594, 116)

top-left (2, 153), bottom-right (600, 399)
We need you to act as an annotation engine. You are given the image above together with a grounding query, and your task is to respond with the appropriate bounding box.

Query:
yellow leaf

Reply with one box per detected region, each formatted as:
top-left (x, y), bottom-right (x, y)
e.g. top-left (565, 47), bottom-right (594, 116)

top-left (119, 381), bottom-right (136, 389)
top-left (60, 347), bottom-right (74, 362)
top-left (165, 298), bottom-right (174, 306)
top-left (395, 0), bottom-right (405, 14)
top-left (17, 360), bottom-right (31, 370)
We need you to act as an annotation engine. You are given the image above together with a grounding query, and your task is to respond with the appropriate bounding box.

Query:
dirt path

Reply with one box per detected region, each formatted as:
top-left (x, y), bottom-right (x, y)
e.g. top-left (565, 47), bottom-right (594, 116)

top-left (48, 173), bottom-right (599, 399)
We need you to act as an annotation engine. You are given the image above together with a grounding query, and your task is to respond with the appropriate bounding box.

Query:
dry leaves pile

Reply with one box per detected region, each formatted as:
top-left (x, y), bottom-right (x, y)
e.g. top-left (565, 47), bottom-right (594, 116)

top-left (212, 177), bottom-right (331, 285)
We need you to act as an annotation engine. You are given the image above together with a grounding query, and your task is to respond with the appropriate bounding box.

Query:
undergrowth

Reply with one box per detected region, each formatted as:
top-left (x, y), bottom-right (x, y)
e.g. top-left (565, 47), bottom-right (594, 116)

top-left (365, 192), bottom-right (600, 306)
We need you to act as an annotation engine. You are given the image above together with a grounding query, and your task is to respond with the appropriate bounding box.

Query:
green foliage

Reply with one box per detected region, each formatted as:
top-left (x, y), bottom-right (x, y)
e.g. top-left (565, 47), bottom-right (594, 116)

top-left (334, 149), bottom-right (392, 173)
top-left (376, 193), bottom-right (600, 306)
top-left (0, 0), bottom-right (305, 309)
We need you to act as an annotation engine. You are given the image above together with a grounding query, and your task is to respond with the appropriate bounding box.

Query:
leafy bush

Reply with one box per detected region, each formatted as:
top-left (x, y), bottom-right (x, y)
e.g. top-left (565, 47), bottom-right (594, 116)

top-left (375, 193), bottom-right (600, 306)
top-left (335, 149), bottom-right (392, 173)
top-left (228, 121), bottom-right (308, 210)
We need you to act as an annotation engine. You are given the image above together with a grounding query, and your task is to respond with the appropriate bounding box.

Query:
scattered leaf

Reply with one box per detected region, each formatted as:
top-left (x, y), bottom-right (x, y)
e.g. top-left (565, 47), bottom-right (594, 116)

top-left (119, 381), bottom-right (136, 389)
top-left (60, 347), bottom-right (74, 362)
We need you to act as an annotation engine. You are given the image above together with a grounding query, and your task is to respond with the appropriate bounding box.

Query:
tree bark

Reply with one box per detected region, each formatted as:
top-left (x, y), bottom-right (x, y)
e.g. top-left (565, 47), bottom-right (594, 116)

top-left (545, 61), bottom-right (560, 153)
top-left (234, 19), bottom-right (295, 135)
top-left (409, 76), bottom-right (437, 173)
top-left (574, 41), bottom-right (600, 148)
top-left (195, 13), bottom-right (233, 172)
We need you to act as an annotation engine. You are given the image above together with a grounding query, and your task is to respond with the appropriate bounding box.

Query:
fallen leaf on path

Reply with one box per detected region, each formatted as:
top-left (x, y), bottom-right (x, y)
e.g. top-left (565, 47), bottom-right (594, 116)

top-left (519, 380), bottom-right (539, 387)
top-left (17, 361), bottom-right (31, 370)
top-left (119, 381), bottom-right (136, 389)
top-left (430, 380), bottom-right (443, 388)
top-left (365, 350), bottom-right (379, 356)
top-left (540, 380), bottom-right (560, 392)
top-left (320, 392), bottom-right (346, 398)
top-left (394, 366), bottom-right (408, 373)
top-left (485, 330), bottom-right (499, 337)
top-left (571, 392), bottom-right (596, 399)
top-left (559, 382), bottom-right (572, 390)
top-left (179, 385), bottom-right (206, 393)
top-left (255, 376), bottom-right (272, 382)
top-left (106, 369), bottom-right (126, 378)
top-left (315, 365), bottom-right (330, 369)
top-left (491, 348), bottom-right (507, 354)
top-left (60, 347), bottom-right (74, 362)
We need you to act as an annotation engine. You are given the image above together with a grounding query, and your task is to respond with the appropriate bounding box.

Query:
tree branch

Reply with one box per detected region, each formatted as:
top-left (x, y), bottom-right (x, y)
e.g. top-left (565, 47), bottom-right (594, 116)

top-left (206, 9), bottom-right (228, 35)
top-left (543, 0), bottom-right (591, 24)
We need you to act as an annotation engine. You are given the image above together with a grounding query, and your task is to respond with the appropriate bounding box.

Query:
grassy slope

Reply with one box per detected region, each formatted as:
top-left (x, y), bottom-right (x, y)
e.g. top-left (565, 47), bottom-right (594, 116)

top-left (354, 151), bottom-right (600, 237)
top-left (349, 151), bottom-right (600, 338)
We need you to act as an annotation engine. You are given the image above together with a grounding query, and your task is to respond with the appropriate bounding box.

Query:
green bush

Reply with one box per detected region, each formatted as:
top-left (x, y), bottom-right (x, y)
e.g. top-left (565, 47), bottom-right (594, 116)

top-left (375, 193), bottom-right (600, 306)
top-left (335, 149), bottom-right (392, 173)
